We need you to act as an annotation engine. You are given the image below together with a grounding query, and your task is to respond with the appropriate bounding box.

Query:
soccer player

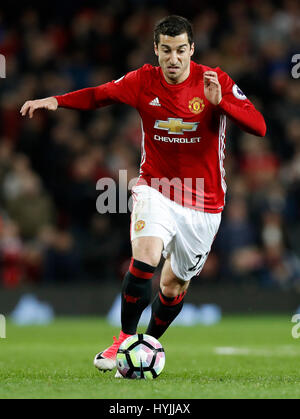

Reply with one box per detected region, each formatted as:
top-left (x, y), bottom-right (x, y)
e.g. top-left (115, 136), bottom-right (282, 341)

top-left (21, 15), bottom-right (266, 377)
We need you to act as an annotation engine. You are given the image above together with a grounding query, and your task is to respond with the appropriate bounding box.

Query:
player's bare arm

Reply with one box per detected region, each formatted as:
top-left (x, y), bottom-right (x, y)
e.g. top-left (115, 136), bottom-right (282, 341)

top-left (20, 97), bottom-right (58, 118)
top-left (203, 71), bottom-right (222, 105)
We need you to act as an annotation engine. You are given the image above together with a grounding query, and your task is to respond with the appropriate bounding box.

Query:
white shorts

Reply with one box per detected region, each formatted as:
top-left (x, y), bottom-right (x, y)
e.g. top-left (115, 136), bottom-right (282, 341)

top-left (130, 185), bottom-right (221, 281)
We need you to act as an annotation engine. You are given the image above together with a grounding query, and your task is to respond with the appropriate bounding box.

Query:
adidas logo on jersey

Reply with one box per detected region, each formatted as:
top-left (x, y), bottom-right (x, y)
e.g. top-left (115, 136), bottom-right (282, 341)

top-left (149, 97), bottom-right (161, 107)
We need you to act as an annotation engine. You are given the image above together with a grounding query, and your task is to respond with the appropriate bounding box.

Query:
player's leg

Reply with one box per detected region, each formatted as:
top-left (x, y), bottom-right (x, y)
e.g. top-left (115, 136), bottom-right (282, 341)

top-left (94, 184), bottom-right (175, 372)
top-left (146, 207), bottom-right (221, 340)
top-left (116, 256), bottom-right (187, 379)
top-left (146, 257), bottom-right (190, 339)
top-left (120, 236), bottom-right (163, 335)
top-left (94, 236), bottom-right (163, 372)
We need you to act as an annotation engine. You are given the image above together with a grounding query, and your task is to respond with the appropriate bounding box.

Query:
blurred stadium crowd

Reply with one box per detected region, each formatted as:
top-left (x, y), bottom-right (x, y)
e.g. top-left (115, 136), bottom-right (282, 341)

top-left (0, 0), bottom-right (299, 290)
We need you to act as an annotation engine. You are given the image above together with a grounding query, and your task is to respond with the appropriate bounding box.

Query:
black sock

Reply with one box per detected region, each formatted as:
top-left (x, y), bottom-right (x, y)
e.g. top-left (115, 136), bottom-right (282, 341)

top-left (121, 258), bottom-right (156, 335)
top-left (146, 288), bottom-right (186, 339)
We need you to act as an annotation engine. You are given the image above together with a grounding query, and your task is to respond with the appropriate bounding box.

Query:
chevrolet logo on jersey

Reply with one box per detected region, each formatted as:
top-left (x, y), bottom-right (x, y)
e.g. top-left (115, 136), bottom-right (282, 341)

top-left (154, 118), bottom-right (199, 134)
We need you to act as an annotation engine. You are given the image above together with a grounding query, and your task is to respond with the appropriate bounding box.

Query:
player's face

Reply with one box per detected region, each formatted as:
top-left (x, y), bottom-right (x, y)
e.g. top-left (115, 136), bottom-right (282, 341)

top-left (154, 33), bottom-right (194, 84)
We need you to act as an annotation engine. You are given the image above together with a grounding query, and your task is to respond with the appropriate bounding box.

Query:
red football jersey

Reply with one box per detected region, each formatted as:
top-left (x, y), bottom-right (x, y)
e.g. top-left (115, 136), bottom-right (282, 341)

top-left (55, 61), bottom-right (266, 212)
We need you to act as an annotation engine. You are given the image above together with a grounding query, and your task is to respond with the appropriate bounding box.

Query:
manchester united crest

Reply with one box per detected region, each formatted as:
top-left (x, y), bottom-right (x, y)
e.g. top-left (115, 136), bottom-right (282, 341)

top-left (134, 220), bottom-right (145, 232)
top-left (189, 97), bottom-right (205, 114)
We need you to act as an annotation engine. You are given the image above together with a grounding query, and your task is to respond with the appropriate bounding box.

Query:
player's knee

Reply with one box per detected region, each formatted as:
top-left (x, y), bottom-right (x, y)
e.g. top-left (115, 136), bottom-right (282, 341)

top-left (136, 254), bottom-right (160, 267)
top-left (133, 248), bottom-right (161, 267)
top-left (132, 237), bottom-right (163, 267)
top-left (160, 286), bottom-right (177, 298)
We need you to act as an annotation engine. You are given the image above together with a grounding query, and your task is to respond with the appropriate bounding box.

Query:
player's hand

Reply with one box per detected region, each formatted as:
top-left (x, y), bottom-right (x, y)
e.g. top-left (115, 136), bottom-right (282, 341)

top-left (203, 71), bottom-right (222, 106)
top-left (20, 97), bottom-right (58, 118)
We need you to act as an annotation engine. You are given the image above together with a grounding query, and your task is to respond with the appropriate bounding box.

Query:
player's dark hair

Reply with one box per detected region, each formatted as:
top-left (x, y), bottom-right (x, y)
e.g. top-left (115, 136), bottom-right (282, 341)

top-left (154, 15), bottom-right (193, 46)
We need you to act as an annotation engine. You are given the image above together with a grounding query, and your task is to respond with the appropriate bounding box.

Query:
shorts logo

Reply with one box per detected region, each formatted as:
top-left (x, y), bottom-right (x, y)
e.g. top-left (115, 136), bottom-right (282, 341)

top-left (134, 220), bottom-right (145, 231)
top-left (154, 118), bottom-right (199, 134)
top-left (189, 97), bottom-right (205, 114)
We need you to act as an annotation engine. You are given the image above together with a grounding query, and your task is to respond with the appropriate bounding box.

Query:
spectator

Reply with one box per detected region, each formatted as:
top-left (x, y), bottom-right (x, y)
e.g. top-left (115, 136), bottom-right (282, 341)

top-left (4, 172), bottom-right (55, 240)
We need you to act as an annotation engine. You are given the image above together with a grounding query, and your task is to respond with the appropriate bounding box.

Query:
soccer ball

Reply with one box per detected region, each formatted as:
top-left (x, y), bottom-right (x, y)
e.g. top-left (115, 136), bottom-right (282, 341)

top-left (116, 334), bottom-right (165, 379)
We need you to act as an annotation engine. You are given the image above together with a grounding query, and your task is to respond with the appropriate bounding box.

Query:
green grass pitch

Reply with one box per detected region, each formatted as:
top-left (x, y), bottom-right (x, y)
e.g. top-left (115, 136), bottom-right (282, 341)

top-left (0, 315), bottom-right (299, 399)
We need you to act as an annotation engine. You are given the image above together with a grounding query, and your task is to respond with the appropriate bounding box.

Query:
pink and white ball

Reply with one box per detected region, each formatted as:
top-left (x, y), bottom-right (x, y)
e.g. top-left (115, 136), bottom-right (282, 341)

top-left (116, 334), bottom-right (165, 379)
